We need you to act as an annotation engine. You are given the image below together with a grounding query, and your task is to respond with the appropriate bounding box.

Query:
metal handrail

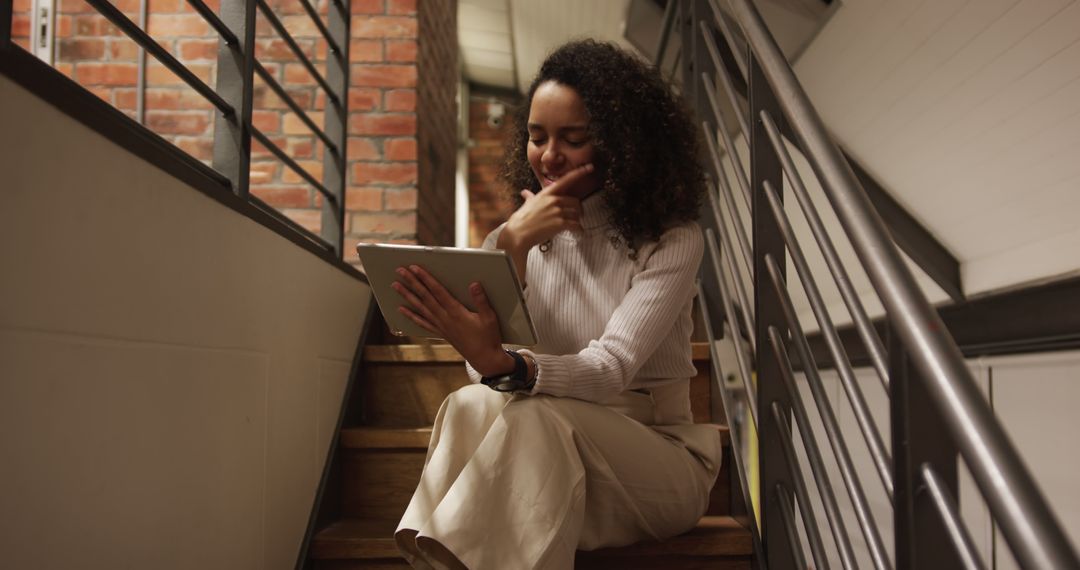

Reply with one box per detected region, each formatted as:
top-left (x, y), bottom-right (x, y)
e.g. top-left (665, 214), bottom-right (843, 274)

top-left (84, 0), bottom-right (233, 116)
top-left (702, 121), bottom-right (753, 284)
top-left (765, 254), bottom-right (891, 570)
top-left (763, 179), bottom-right (893, 499)
top-left (255, 0), bottom-right (340, 106)
top-left (695, 282), bottom-right (766, 564)
top-left (185, 0), bottom-right (239, 45)
top-left (704, 227), bottom-right (758, 427)
top-left (772, 402), bottom-right (829, 569)
top-left (768, 327), bottom-right (857, 570)
top-left (921, 463), bottom-right (988, 570)
top-left (759, 111), bottom-right (890, 391)
top-left (729, 0), bottom-right (1080, 567)
top-left (253, 60), bottom-right (338, 154)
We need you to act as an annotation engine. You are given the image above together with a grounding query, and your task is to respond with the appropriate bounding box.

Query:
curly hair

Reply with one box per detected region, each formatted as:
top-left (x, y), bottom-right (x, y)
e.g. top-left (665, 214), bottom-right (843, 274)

top-left (500, 39), bottom-right (705, 252)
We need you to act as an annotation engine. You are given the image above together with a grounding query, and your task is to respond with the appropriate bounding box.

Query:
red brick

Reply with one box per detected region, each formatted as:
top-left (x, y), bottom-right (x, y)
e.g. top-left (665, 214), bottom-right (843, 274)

top-left (253, 83), bottom-right (314, 111)
top-left (287, 137), bottom-right (315, 159)
top-left (347, 137), bottom-right (381, 160)
top-left (346, 186), bottom-right (384, 211)
top-left (385, 39), bottom-right (416, 62)
top-left (351, 64), bottom-right (416, 88)
top-left (13, 0), bottom-right (32, 10)
top-left (280, 15), bottom-right (320, 37)
top-left (281, 160), bottom-right (323, 184)
top-left (249, 161), bottom-right (280, 185)
top-left (11, 14), bottom-right (31, 38)
top-left (252, 110), bottom-right (282, 133)
top-left (349, 39), bottom-right (383, 63)
top-left (284, 111), bottom-right (325, 135)
top-left (58, 0), bottom-right (94, 14)
top-left (54, 15), bottom-right (73, 38)
top-left (350, 0), bottom-right (384, 14)
top-left (73, 15), bottom-right (102, 35)
top-left (54, 62), bottom-right (75, 78)
top-left (384, 88), bottom-right (415, 111)
top-left (284, 63), bottom-right (318, 86)
top-left (348, 88), bottom-right (380, 111)
top-left (76, 63), bottom-right (138, 86)
top-left (387, 0), bottom-right (416, 15)
top-left (147, 14), bottom-right (209, 36)
top-left (282, 209), bottom-right (322, 234)
top-left (109, 0), bottom-right (142, 14)
top-left (113, 88), bottom-right (137, 110)
top-left (351, 16), bottom-right (417, 39)
top-left (144, 88), bottom-right (214, 110)
top-left (175, 136), bottom-right (214, 160)
top-left (146, 111), bottom-right (212, 135)
top-left (255, 37), bottom-right (315, 61)
top-left (178, 38), bottom-right (219, 61)
top-left (109, 39), bottom-right (139, 61)
top-left (251, 185), bottom-right (311, 208)
top-left (252, 135), bottom-right (289, 159)
top-left (352, 161), bottom-right (417, 185)
top-left (348, 113), bottom-right (415, 136)
top-left (385, 137), bottom-right (416, 161)
top-left (145, 62), bottom-right (213, 86)
top-left (351, 211), bottom-right (416, 235)
top-left (148, 0), bottom-right (185, 12)
top-left (58, 38), bottom-right (105, 59)
top-left (384, 187), bottom-right (417, 210)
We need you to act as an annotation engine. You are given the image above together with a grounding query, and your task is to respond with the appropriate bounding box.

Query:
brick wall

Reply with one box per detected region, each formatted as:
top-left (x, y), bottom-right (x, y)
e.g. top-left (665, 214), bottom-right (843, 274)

top-left (7, 0), bottom-right (461, 263)
top-left (414, 0), bottom-right (457, 246)
top-left (467, 91), bottom-right (518, 247)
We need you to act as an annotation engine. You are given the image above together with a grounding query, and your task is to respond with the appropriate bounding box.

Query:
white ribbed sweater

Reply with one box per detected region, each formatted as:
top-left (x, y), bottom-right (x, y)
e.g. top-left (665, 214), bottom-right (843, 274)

top-left (466, 192), bottom-right (703, 404)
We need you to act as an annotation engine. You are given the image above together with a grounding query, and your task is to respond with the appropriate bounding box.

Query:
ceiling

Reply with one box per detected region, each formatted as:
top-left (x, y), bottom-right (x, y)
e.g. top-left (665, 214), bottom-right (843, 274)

top-left (456, 0), bottom-right (1080, 322)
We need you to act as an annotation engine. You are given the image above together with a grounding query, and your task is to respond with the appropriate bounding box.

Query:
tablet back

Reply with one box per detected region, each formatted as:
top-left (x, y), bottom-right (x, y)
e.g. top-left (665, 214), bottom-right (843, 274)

top-left (356, 243), bottom-right (538, 346)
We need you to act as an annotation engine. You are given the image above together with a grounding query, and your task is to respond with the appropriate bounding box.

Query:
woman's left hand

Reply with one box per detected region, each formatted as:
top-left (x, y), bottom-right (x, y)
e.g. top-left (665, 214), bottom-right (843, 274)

top-left (392, 265), bottom-right (513, 376)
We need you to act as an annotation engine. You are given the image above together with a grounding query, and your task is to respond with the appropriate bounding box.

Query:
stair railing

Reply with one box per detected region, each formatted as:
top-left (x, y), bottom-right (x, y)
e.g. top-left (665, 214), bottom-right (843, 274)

top-left (1, 0), bottom-right (351, 257)
top-left (662, 1), bottom-right (1080, 568)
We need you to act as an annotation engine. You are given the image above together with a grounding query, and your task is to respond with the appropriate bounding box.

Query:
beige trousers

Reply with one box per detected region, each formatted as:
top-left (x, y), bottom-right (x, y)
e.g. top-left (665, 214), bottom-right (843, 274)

top-left (395, 383), bottom-right (723, 570)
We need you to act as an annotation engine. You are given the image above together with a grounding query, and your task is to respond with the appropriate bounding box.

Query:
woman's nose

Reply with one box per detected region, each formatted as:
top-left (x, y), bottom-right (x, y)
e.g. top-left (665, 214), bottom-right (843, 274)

top-left (541, 143), bottom-right (563, 167)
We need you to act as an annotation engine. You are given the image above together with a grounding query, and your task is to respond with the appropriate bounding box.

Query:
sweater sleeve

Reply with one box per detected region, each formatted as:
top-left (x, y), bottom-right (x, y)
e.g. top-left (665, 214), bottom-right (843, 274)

top-left (519, 222), bottom-right (703, 402)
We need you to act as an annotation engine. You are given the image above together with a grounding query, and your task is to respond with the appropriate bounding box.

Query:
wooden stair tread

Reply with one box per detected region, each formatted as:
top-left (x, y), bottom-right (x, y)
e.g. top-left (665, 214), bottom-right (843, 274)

top-left (341, 425), bottom-right (728, 448)
top-left (340, 427), bottom-right (432, 449)
top-left (312, 516), bottom-right (752, 561)
top-left (364, 342), bottom-right (711, 363)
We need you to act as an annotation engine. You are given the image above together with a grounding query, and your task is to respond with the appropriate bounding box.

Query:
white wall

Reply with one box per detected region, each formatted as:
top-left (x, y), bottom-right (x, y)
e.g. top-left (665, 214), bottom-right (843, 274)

top-left (0, 74), bottom-right (371, 569)
top-left (785, 350), bottom-right (1080, 569)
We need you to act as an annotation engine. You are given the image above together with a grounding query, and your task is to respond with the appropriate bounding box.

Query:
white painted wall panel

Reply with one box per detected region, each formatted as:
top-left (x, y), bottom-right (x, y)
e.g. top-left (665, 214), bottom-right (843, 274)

top-left (0, 75), bottom-right (371, 569)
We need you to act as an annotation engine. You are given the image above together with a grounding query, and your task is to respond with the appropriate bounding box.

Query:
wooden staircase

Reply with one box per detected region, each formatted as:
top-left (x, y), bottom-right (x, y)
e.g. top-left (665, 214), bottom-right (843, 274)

top-left (306, 333), bottom-right (754, 569)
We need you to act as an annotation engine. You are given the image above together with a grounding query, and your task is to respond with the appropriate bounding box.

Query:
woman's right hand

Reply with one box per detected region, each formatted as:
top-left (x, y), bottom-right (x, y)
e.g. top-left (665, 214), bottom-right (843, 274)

top-left (498, 163), bottom-right (595, 252)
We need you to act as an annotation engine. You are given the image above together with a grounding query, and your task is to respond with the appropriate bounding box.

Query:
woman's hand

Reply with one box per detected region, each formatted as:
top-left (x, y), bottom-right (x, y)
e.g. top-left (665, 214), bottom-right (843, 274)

top-left (497, 163), bottom-right (595, 284)
top-left (498, 163), bottom-right (595, 252)
top-left (392, 265), bottom-right (515, 377)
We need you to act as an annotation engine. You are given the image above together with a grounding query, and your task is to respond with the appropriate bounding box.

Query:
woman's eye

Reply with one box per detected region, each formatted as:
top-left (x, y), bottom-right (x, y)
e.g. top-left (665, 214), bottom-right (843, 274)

top-left (567, 139), bottom-right (589, 148)
top-left (529, 138), bottom-right (546, 145)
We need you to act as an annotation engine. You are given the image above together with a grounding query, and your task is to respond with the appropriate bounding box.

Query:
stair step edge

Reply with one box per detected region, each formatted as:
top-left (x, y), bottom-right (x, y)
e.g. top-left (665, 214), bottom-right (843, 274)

top-left (311, 516), bottom-right (752, 560)
top-left (340, 427), bottom-right (433, 449)
top-left (364, 343), bottom-right (711, 363)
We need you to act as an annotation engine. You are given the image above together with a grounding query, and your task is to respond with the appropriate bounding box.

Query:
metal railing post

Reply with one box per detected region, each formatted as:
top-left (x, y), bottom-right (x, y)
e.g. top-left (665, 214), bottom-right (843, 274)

top-left (890, 321), bottom-right (964, 569)
top-left (749, 44), bottom-right (793, 569)
top-left (212, 0), bottom-right (257, 196)
top-left (1, 0), bottom-right (11, 49)
top-left (320, 0), bottom-right (349, 255)
top-left (686, 0), bottom-right (727, 376)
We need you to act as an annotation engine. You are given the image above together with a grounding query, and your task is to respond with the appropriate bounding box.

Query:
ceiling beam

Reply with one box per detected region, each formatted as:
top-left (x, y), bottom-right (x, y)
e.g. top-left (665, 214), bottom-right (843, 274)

top-left (800, 275), bottom-right (1080, 370)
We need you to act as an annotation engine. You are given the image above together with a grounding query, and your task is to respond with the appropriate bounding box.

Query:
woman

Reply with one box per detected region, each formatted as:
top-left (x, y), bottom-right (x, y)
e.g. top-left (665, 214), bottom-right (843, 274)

top-left (392, 39), bottom-right (721, 569)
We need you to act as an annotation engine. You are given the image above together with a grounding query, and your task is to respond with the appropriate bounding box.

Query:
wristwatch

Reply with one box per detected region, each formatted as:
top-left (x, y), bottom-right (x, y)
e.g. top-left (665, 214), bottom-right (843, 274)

top-left (481, 350), bottom-right (536, 392)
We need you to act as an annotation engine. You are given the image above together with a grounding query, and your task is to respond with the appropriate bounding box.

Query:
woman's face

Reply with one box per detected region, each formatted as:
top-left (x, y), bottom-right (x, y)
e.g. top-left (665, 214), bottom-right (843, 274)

top-left (526, 81), bottom-right (599, 197)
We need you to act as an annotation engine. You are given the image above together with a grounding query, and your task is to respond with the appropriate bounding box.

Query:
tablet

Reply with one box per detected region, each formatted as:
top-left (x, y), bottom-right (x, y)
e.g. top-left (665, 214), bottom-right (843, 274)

top-left (356, 243), bottom-right (538, 346)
